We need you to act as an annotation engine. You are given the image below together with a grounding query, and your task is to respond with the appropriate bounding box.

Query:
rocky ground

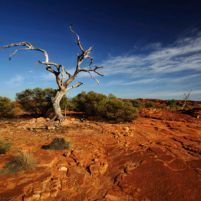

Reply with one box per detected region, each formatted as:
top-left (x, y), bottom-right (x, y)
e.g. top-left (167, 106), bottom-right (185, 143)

top-left (0, 109), bottom-right (201, 201)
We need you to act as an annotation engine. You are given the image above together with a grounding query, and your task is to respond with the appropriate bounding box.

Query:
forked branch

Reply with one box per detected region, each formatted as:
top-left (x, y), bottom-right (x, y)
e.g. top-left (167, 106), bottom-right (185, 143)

top-left (69, 26), bottom-right (103, 84)
top-left (0, 42), bottom-right (49, 62)
top-left (0, 41), bottom-right (72, 89)
top-left (182, 89), bottom-right (192, 110)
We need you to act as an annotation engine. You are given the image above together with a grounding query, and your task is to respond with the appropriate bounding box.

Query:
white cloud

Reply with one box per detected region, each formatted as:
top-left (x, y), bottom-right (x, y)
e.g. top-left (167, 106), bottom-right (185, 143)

top-left (105, 73), bottom-right (201, 86)
top-left (5, 75), bottom-right (24, 86)
top-left (99, 32), bottom-right (201, 100)
top-left (101, 32), bottom-right (201, 78)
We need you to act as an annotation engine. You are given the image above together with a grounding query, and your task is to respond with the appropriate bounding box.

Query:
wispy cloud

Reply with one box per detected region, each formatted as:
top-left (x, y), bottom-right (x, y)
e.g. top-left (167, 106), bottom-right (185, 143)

top-left (99, 31), bottom-right (201, 100)
top-left (5, 75), bottom-right (24, 87)
top-left (101, 32), bottom-right (201, 78)
top-left (105, 73), bottom-right (201, 86)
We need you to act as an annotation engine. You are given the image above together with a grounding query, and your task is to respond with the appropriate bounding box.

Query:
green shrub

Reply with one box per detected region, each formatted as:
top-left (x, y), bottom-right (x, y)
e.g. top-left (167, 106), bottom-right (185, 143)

top-left (0, 96), bottom-right (14, 117)
top-left (16, 88), bottom-right (68, 117)
top-left (41, 138), bottom-right (71, 150)
top-left (62, 98), bottom-right (76, 111)
top-left (167, 99), bottom-right (177, 109)
top-left (2, 151), bottom-right (36, 173)
top-left (103, 99), bottom-right (138, 122)
top-left (144, 101), bottom-right (155, 108)
top-left (73, 91), bottom-right (107, 115)
top-left (0, 139), bottom-right (11, 154)
top-left (108, 93), bottom-right (117, 99)
top-left (73, 91), bottom-right (138, 122)
top-left (130, 100), bottom-right (143, 108)
top-left (157, 103), bottom-right (167, 109)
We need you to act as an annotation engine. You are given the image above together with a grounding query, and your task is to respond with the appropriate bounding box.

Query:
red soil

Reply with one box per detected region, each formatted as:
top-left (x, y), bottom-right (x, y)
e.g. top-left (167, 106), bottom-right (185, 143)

top-left (0, 109), bottom-right (201, 201)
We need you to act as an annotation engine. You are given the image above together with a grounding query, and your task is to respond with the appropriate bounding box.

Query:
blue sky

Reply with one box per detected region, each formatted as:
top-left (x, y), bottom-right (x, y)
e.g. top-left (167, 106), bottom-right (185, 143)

top-left (0, 0), bottom-right (201, 100)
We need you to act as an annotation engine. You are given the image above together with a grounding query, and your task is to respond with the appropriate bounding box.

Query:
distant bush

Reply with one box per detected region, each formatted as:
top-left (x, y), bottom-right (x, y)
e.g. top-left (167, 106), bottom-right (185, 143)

top-left (144, 101), bottom-right (155, 108)
top-left (129, 100), bottom-right (143, 108)
top-left (103, 98), bottom-right (138, 122)
top-left (157, 103), bottom-right (167, 109)
top-left (16, 88), bottom-right (68, 117)
top-left (41, 138), bottom-right (71, 150)
top-left (2, 151), bottom-right (36, 173)
top-left (73, 91), bottom-right (138, 122)
top-left (11, 102), bottom-right (25, 116)
top-left (167, 99), bottom-right (177, 110)
top-left (73, 91), bottom-right (106, 115)
top-left (0, 96), bottom-right (14, 117)
top-left (62, 98), bottom-right (76, 111)
top-left (0, 139), bottom-right (11, 154)
top-left (108, 93), bottom-right (117, 99)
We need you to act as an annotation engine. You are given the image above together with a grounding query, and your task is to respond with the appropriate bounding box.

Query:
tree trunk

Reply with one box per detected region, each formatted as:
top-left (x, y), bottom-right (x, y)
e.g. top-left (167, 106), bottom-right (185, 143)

top-left (52, 89), bottom-right (66, 121)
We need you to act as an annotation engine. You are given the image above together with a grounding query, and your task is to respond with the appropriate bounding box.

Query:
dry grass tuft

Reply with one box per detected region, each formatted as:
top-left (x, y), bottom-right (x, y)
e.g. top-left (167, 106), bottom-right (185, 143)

top-left (2, 151), bottom-right (36, 173)
top-left (0, 139), bottom-right (11, 154)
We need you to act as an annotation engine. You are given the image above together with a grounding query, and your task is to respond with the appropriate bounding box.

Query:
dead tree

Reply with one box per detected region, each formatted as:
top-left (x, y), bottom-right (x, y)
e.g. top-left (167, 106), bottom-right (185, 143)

top-left (181, 90), bottom-right (192, 110)
top-left (0, 26), bottom-right (103, 121)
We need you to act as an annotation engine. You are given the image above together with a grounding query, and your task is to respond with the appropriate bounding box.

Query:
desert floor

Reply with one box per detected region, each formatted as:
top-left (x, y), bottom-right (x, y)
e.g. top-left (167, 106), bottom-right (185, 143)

top-left (0, 109), bottom-right (201, 201)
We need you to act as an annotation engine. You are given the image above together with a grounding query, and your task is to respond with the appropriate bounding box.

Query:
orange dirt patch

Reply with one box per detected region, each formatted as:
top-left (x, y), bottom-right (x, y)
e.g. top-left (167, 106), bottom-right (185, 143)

top-left (0, 111), bottom-right (201, 201)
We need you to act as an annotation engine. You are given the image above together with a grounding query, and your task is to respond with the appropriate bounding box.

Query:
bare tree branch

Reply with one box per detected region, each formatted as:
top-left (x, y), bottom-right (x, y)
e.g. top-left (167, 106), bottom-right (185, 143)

top-left (45, 66), bottom-right (58, 75)
top-left (88, 71), bottom-right (100, 85)
top-left (69, 25), bottom-right (85, 52)
top-left (0, 41), bottom-right (70, 90)
top-left (69, 26), bottom-right (93, 72)
top-left (79, 66), bottom-right (104, 76)
top-left (9, 48), bottom-right (29, 60)
top-left (67, 82), bottom-right (83, 91)
top-left (67, 26), bottom-right (103, 86)
top-left (38, 61), bottom-right (60, 68)
top-left (182, 89), bottom-right (192, 110)
top-left (38, 61), bottom-right (71, 77)
top-left (64, 68), bottom-right (71, 78)
top-left (0, 42), bottom-right (49, 63)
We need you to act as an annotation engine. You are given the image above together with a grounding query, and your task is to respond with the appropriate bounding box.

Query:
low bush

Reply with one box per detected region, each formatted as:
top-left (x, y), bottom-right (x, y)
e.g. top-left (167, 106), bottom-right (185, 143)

top-left (129, 100), bottom-right (143, 108)
top-left (2, 151), bottom-right (36, 173)
top-left (0, 96), bottom-right (14, 118)
top-left (0, 139), bottom-right (11, 154)
top-left (73, 91), bottom-right (138, 122)
top-left (41, 138), bottom-right (71, 150)
top-left (103, 98), bottom-right (138, 122)
top-left (157, 103), bottom-right (167, 109)
top-left (167, 99), bottom-right (177, 109)
top-left (73, 91), bottom-right (107, 115)
top-left (62, 98), bottom-right (76, 111)
top-left (144, 101), bottom-right (155, 108)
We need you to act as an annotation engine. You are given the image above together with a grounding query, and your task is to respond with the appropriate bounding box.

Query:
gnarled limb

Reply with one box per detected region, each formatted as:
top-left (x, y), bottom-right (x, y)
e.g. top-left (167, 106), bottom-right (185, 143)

top-left (0, 42), bottom-right (49, 63)
top-left (67, 82), bottom-right (83, 91)
top-left (79, 66), bottom-right (104, 76)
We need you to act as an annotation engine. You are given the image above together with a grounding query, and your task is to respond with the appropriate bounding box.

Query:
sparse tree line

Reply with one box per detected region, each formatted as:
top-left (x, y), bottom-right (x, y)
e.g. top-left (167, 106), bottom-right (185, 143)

top-left (0, 88), bottom-right (138, 123)
top-left (0, 88), bottom-right (200, 122)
